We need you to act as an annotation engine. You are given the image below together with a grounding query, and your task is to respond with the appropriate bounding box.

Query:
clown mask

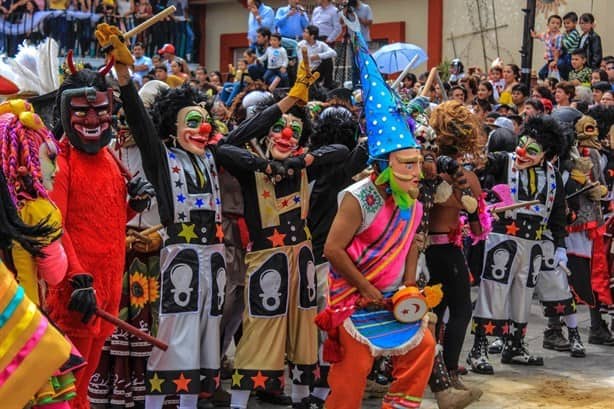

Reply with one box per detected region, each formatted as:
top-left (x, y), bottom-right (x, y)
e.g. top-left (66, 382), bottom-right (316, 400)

top-left (388, 148), bottom-right (423, 199)
top-left (267, 114), bottom-right (302, 160)
top-left (39, 141), bottom-right (59, 191)
top-left (515, 135), bottom-right (544, 170)
top-left (176, 106), bottom-right (213, 156)
top-left (64, 88), bottom-right (113, 154)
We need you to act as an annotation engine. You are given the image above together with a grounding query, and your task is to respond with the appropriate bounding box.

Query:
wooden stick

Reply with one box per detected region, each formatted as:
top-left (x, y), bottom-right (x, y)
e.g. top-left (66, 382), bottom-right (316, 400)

top-left (490, 199), bottom-right (541, 213)
top-left (566, 181), bottom-right (599, 200)
top-left (420, 67), bottom-right (439, 97)
top-left (96, 308), bottom-right (168, 351)
top-left (124, 6), bottom-right (176, 39)
top-left (126, 223), bottom-right (164, 244)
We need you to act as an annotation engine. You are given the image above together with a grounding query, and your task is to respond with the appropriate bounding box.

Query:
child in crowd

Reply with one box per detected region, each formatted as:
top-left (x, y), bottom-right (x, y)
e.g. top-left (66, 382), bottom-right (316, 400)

top-left (579, 13), bottom-right (602, 69)
top-left (489, 66), bottom-right (505, 99)
top-left (569, 49), bottom-right (592, 86)
top-left (532, 14), bottom-right (563, 80)
top-left (258, 32), bottom-right (288, 91)
top-left (559, 12), bottom-right (581, 79)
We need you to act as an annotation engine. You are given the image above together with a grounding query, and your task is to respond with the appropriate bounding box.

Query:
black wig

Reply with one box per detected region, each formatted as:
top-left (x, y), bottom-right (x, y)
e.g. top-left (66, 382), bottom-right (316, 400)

top-left (521, 115), bottom-right (569, 161)
top-left (311, 105), bottom-right (358, 150)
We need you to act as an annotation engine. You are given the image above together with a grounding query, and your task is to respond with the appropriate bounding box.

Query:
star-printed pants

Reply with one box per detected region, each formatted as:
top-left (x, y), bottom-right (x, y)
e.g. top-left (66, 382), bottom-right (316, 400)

top-left (535, 240), bottom-right (576, 317)
top-left (326, 327), bottom-right (436, 409)
top-left (232, 242), bottom-right (318, 393)
top-left (473, 233), bottom-right (543, 336)
top-left (146, 243), bottom-right (226, 396)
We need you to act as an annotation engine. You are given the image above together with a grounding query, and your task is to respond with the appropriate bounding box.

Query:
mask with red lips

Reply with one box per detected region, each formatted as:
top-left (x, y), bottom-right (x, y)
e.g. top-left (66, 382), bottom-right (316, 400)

top-left (176, 106), bottom-right (213, 155)
top-left (514, 135), bottom-right (544, 170)
top-left (62, 87), bottom-right (114, 154)
top-left (267, 114), bottom-right (303, 160)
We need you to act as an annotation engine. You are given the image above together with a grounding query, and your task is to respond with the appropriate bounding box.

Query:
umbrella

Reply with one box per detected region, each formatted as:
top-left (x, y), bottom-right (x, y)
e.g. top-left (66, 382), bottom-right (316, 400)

top-left (372, 43), bottom-right (428, 74)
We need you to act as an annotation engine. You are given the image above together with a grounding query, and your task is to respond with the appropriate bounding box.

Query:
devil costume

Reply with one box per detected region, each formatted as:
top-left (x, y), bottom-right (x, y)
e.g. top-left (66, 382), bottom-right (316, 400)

top-left (44, 58), bottom-right (152, 409)
top-left (468, 116), bottom-right (568, 374)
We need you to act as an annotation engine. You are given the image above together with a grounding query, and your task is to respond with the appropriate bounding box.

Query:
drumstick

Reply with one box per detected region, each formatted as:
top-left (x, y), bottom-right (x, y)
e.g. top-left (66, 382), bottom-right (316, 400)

top-left (126, 223), bottom-right (164, 244)
top-left (420, 67), bottom-right (439, 97)
top-left (95, 308), bottom-right (168, 351)
top-left (565, 181), bottom-right (600, 200)
top-left (124, 6), bottom-right (176, 39)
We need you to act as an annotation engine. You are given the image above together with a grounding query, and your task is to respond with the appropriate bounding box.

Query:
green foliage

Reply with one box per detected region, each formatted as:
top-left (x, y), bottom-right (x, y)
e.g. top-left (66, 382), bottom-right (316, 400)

top-left (438, 59), bottom-right (451, 83)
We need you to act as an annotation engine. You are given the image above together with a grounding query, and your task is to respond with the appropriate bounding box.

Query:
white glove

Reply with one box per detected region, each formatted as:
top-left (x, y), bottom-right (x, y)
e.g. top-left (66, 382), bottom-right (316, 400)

top-left (554, 247), bottom-right (568, 268)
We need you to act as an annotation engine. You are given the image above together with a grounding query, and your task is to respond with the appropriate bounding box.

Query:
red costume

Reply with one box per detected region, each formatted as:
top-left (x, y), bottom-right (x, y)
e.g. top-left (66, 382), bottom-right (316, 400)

top-left (44, 61), bottom-right (146, 409)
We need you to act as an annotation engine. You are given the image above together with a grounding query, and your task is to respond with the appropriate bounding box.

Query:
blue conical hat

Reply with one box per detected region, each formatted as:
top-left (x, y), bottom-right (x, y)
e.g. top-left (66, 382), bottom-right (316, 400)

top-left (349, 25), bottom-right (419, 161)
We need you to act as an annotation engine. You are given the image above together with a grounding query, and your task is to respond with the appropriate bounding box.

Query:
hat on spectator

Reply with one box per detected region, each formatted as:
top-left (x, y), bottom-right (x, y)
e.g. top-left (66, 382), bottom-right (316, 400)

top-left (158, 44), bottom-right (176, 55)
top-left (492, 116), bottom-right (515, 132)
top-left (494, 103), bottom-right (517, 114)
top-left (540, 98), bottom-right (553, 113)
top-left (592, 81), bottom-right (611, 92)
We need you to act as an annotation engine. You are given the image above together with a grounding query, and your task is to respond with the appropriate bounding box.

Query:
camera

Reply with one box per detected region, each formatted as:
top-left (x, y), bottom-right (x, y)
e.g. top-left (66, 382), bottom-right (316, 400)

top-left (436, 155), bottom-right (460, 176)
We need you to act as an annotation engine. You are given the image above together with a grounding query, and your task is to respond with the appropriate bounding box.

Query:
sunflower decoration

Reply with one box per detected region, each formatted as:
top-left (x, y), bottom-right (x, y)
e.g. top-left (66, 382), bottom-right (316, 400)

top-left (148, 276), bottom-right (160, 304)
top-left (130, 271), bottom-right (150, 309)
top-left (536, 0), bottom-right (566, 15)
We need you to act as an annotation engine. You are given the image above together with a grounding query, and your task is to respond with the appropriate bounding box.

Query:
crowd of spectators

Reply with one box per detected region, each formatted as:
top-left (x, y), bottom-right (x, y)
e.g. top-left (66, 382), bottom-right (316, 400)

top-left (0, 0), bottom-right (193, 60)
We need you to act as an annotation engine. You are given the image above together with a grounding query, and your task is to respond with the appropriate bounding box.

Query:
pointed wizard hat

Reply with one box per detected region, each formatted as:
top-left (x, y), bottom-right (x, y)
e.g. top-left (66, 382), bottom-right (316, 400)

top-left (345, 16), bottom-right (419, 164)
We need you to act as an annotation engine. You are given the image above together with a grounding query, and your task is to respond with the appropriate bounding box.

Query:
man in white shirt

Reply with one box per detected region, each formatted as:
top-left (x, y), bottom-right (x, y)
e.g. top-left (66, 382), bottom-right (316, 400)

top-left (297, 25), bottom-right (337, 89)
top-left (311, 0), bottom-right (341, 45)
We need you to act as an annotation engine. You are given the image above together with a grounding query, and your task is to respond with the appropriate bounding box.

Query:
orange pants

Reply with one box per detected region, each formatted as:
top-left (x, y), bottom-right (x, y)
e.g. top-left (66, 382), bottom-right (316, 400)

top-left (326, 327), bottom-right (435, 409)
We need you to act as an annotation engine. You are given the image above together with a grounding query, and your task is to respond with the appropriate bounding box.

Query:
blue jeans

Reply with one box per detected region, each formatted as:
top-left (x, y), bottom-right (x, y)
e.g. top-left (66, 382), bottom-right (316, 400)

top-left (263, 68), bottom-right (288, 87)
top-left (219, 82), bottom-right (244, 106)
top-left (248, 63), bottom-right (266, 81)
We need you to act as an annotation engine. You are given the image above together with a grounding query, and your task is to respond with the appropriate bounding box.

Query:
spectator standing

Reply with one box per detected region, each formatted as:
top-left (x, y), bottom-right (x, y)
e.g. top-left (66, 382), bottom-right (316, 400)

top-left (559, 12), bottom-right (581, 79)
top-left (275, 0), bottom-right (308, 41)
top-left (297, 25), bottom-right (337, 89)
top-left (248, 27), bottom-right (270, 81)
top-left (341, 0), bottom-right (373, 88)
top-left (531, 14), bottom-right (562, 81)
top-left (168, 0), bottom-right (194, 61)
top-left (578, 13), bottom-right (602, 69)
top-left (158, 42), bottom-right (177, 72)
top-left (46, 0), bottom-right (70, 54)
top-left (247, 0), bottom-right (274, 47)
top-left (311, 0), bottom-right (341, 45)
top-left (132, 41), bottom-right (153, 83)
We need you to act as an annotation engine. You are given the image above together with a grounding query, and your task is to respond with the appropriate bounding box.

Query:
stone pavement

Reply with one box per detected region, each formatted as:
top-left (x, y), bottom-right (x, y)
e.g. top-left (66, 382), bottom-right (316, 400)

top-left (227, 299), bottom-right (614, 409)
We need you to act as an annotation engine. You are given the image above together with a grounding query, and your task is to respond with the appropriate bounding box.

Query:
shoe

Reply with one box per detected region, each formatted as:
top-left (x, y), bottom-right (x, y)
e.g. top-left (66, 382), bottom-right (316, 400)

top-left (449, 369), bottom-right (483, 401)
top-left (488, 337), bottom-right (504, 354)
top-left (467, 336), bottom-right (494, 375)
top-left (543, 327), bottom-right (571, 351)
top-left (293, 395), bottom-right (325, 409)
top-left (567, 327), bottom-right (586, 358)
top-left (588, 320), bottom-right (614, 346)
top-left (501, 338), bottom-right (544, 366)
top-left (364, 377), bottom-right (389, 398)
top-left (255, 390), bottom-right (292, 405)
top-left (434, 387), bottom-right (481, 409)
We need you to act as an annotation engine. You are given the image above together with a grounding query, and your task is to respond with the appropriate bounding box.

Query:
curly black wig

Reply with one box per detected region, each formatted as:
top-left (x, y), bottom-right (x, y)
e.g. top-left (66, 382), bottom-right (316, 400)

top-left (52, 69), bottom-right (109, 138)
top-left (311, 104), bottom-right (358, 150)
top-left (586, 105), bottom-right (614, 141)
top-left (150, 83), bottom-right (214, 141)
top-left (520, 115), bottom-right (569, 161)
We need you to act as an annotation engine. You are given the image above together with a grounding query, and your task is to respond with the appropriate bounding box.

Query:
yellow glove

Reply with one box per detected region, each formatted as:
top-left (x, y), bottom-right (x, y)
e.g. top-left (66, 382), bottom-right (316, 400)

top-left (288, 59), bottom-right (320, 105)
top-left (95, 23), bottom-right (134, 66)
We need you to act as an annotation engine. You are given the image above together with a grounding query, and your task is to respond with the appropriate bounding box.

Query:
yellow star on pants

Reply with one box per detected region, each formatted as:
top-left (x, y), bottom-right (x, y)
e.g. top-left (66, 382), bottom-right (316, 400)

top-left (471, 321), bottom-right (478, 333)
top-left (231, 370), bottom-right (244, 387)
top-left (304, 225), bottom-right (312, 241)
top-left (149, 372), bottom-right (164, 392)
top-left (178, 223), bottom-right (198, 243)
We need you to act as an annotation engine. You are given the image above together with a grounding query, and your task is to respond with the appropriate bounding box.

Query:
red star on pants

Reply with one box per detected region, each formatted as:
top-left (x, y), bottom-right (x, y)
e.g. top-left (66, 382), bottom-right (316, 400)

top-left (506, 221), bottom-right (519, 236)
top-left (501, 322), bottom-right (510, 335)
top-left (262, 190), bottom-right (271, 199)
top-left (267, 228), bottom-right (286, 247)
top-left (173, 373), bottom-right (191, 392)
top-left (251, 371), bottom-right (268, 389)
top-left (216, 223), bottom-right (224, 242)
top-left (554, 302), bottom-right (566, 314)
top-left (484, 321), bottom-right (496, 335)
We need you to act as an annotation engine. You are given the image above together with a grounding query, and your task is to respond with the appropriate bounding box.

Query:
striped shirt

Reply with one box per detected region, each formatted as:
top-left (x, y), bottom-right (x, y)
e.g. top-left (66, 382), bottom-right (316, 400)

top-left (539, 31), bottom-right (562, 62)
top-left (562, 29), bottom-right (581, 54)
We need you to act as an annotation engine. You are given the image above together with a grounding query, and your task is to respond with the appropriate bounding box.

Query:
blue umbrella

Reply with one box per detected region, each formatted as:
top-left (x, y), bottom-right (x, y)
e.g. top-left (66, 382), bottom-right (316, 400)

top-left (372, 43), bottom-right (428, 74)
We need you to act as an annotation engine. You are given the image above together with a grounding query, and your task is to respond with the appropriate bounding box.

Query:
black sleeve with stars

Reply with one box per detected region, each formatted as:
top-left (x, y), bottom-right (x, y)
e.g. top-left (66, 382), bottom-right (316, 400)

top-left (223, 104), bottom-right (283, 147)
top-left (548, 170), bottom-right (568, 248)
top-left (119, 81), bottom-right (174, 225)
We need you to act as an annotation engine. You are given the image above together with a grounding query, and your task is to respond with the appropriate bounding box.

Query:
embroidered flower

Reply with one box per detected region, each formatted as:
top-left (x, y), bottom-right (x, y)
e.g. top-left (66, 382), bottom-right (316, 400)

top-left (358, 184), bottom-right (383, 213)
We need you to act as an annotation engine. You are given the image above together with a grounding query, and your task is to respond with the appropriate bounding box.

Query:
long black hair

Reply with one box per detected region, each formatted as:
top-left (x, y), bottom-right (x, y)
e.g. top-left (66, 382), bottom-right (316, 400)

top-left (0, 172), bottom-right (56, 256)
